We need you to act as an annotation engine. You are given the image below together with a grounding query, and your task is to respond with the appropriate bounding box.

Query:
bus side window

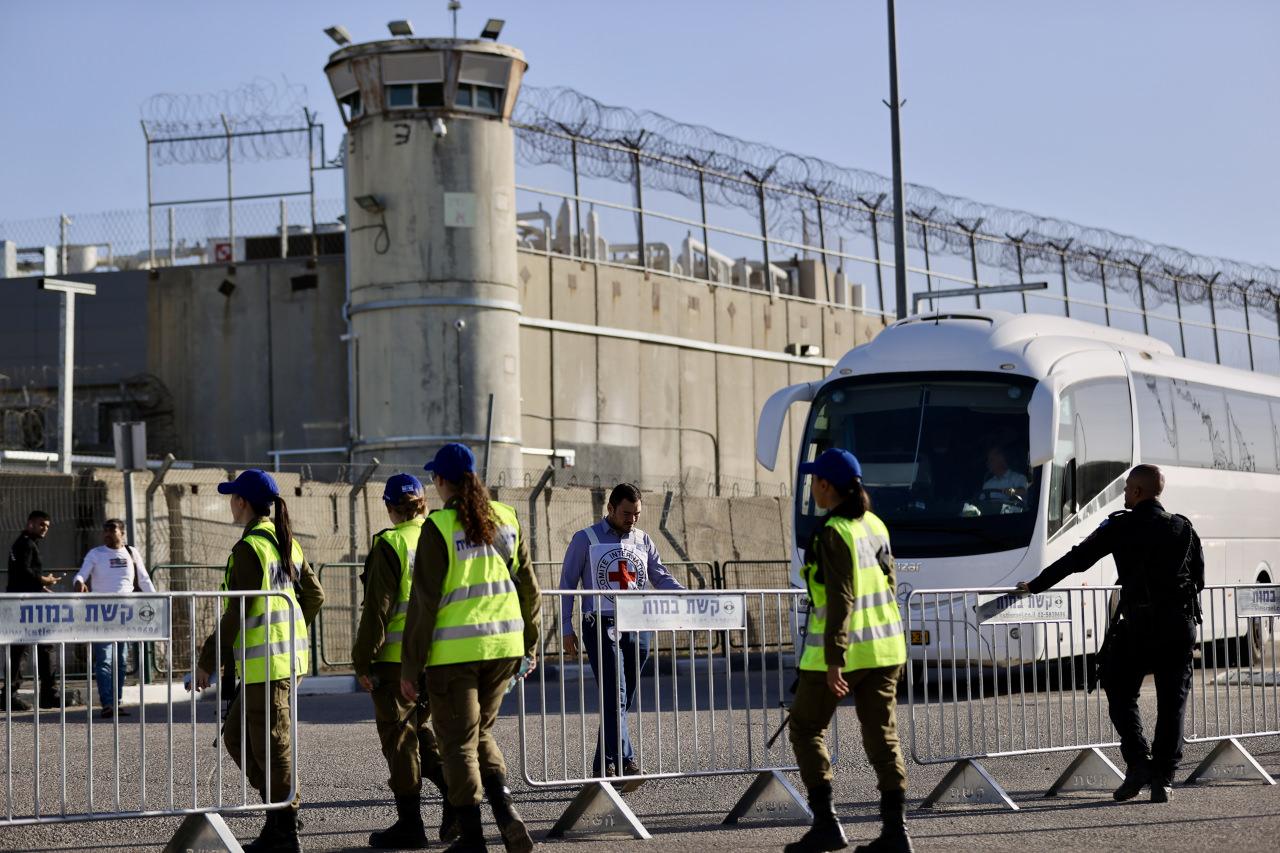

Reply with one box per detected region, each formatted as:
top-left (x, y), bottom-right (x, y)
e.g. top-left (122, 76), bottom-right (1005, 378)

top-left (1047, 394), bottom-right (1075, 536)
top-left (1047, 379), bottom-right (1133, 536)
top-left (1071, 380), bottom-right (1133, 506)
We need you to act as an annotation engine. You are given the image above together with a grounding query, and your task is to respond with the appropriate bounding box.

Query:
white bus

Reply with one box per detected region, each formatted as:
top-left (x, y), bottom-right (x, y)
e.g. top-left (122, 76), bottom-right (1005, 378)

top-left (756, 309), bottom-right (1280, 664)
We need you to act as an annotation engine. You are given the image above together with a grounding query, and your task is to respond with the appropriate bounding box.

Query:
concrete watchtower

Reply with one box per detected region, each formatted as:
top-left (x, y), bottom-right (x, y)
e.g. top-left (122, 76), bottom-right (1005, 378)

top-left (325, 32), bottom-right (526, 472)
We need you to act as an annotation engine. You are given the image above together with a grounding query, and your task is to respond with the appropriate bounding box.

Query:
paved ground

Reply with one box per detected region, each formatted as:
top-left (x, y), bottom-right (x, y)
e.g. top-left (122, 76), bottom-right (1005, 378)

top-left (1, 671), bottom-right (1278, 852)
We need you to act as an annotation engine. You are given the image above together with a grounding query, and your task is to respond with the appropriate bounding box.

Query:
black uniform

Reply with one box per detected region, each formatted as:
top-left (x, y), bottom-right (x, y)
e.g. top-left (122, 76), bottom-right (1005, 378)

top-left (1026, 498), bottom-right (1203, 783)
top-left (6, 532), bottom-right (58, 702)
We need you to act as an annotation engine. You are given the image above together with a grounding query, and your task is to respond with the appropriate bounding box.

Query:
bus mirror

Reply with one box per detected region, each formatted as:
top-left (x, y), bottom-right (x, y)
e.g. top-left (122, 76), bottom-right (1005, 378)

top-left (1027, 379), bottom-right (1059, 467)
top-left (756, 381), bottom-right (818, 471)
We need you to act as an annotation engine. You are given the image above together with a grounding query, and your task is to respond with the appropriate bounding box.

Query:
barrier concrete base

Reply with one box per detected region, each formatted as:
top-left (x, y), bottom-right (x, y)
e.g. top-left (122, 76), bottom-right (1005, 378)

top-left (163, 812), bottom-right (243, 852)
top-left (1184, 737), bottom-right (1277, 786)
top-left (547, 781), bottom-right (650, 840)
top-left (919, 759), bottom-right (1018, 811)
top-left (723, 770), bottom-right (812, 824)
top-left (1044, 747), bottom-right (1124, 797)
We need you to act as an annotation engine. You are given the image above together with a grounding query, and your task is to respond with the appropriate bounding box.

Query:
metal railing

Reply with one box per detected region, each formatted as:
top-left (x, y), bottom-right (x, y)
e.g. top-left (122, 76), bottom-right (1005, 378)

top-left (905, 586), bottom-right (1124, 809)
top-left (1, 590), bottom-right (300, 828)
top-left (519, 588), bottom-right (826, 837)
top-left (1184, 584), bottom-right (1280, 785)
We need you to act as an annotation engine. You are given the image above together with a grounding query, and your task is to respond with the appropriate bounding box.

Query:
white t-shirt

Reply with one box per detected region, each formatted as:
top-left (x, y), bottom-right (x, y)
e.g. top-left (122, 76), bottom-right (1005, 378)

top-left (74, 546), bottom-right (156, 594)
top-left (983, 470), bottom-right (1029, 492)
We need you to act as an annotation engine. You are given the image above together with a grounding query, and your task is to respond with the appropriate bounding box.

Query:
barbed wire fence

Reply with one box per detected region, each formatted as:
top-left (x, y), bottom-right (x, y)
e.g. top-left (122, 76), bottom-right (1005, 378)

top-left (4, 83), bottom-right (1278, 370)
top-left (511, 86), bottom-right (1280, 372)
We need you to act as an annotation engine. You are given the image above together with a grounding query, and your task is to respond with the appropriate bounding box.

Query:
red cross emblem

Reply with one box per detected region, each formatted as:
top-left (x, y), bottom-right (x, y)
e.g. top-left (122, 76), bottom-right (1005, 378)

top-left (608, 559), bottom-right (636, 590)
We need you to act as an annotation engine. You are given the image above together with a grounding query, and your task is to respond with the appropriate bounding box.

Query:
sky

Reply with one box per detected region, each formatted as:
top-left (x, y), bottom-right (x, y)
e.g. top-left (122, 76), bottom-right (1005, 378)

top-left (2, 0), bottom-right (1278, 267)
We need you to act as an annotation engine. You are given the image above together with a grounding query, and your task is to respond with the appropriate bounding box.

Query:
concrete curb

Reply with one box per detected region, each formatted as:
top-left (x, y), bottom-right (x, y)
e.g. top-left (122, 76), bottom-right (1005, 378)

top-left (118, 674), bottom-right (361, 705)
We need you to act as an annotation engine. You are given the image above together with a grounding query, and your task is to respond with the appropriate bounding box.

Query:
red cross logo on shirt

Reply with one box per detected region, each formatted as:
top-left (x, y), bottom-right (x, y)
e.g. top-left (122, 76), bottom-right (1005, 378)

top-left (608, 559), bottom-right (636, 590)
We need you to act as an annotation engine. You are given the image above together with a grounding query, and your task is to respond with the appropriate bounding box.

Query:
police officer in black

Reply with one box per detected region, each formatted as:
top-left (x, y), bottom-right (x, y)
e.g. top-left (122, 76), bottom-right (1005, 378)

top-left (1017, 464), bottom-right (1203, 803)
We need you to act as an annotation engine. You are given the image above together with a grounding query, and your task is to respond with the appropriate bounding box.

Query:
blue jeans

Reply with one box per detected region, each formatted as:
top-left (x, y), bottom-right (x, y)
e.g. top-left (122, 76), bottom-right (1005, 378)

top-left (582, 613), bottom-right (651, 774)
top-left (92, 642), bottom-right (129, 708)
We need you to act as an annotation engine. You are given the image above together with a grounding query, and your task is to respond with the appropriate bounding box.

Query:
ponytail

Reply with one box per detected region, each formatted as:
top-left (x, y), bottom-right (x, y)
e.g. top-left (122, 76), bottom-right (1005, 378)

top-left (249, 495), bottom-right (297, 581)
top-left (453, 471), bottom-right (497, 546)
top-left (273, 496), bottom-right (297, 581)
top-left (832, 479), bottom-right (873, 519)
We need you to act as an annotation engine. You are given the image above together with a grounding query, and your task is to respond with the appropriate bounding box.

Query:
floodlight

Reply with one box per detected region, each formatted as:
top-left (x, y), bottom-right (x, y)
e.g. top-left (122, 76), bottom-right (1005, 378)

top-left (355, 195), bottom-right (386, 214)
top-left (325, 25), bottom-right (352, 46)
top-left (480, 18), bottom-right (504, 40)
top-left (388, 20), bottom-right (414, 36)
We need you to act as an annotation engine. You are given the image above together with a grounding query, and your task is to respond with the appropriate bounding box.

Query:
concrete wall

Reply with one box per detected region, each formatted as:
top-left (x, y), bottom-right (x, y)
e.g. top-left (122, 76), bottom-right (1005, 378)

top-left (516, 251), bottom-right (887, 493)
top-left (147, 258), bottom-right (348, 462)
top-left (0, 270), bottom-right (156, 455)
top-left (7, 245), bottom-right (885, 492)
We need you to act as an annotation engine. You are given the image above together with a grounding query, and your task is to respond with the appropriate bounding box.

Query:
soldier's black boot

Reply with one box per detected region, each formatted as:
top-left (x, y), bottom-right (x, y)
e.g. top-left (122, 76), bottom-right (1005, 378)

top-left (1150, 775), bottom-right (1173, 803)
top-left (426, 764), bottom-right (462, 841)
top-left (443, 804), bottom-right (487, 853)
top-left (854, 790), bottom-right (913, 853)
top-left (483, 773), bottom-right (534, 853)
top-left (370, 792), bottom-right (429, 849)
top-left (245, 810), bottom-right (302, 853)
top-left (784, 783), bottom-right (848, 853)
top-left (1113, 764), bottom-right (1151, 801)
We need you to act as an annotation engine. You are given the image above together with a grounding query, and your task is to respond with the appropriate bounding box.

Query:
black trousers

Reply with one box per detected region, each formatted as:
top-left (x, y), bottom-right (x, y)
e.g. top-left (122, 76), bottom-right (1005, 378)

top-left (1103, 612), bottom-right (1196, 781)
top-left (5, 643), bottom-right (58, 698)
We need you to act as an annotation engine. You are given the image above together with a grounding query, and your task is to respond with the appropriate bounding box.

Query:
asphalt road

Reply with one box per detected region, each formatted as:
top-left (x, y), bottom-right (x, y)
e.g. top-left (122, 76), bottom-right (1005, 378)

top-left (1, 668), bottom-right (1278, 852)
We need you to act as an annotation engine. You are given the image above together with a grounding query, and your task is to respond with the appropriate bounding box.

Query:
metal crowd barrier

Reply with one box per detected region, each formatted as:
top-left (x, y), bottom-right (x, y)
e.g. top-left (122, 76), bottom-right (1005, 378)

top-left (1185, 584), bottom-right (1280, 787)
top-left (518, 588), bottom-right (831, 839)
top-left (534, 561), bottom-right (715, 659)
top-left (0, 590), bottom-right (301, 845)
top-left (905, 586), bottom-right (1125, 810)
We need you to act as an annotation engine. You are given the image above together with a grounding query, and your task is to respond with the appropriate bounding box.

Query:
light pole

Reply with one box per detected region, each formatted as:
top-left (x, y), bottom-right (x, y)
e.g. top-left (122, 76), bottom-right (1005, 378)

top-left (886, 0), bottom-right (909, 319)
top-left (38, 277), bottom-right (97, 473)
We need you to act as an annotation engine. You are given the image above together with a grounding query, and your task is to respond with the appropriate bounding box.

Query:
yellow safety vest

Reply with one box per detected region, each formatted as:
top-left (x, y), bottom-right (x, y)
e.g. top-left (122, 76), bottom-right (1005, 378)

top-left (425, 501), bottom-right (524, 667)
top-left (224, 519), bottom-right (310, 683)
top-left (800, 511), bottom-right (906, 672)
top-left (373, 516), bottom-right (424, 664)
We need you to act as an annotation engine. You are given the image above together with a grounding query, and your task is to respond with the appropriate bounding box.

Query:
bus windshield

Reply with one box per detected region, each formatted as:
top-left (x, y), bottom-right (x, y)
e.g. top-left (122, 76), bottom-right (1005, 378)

top-left (796, 372), bottom-right (1041, 558)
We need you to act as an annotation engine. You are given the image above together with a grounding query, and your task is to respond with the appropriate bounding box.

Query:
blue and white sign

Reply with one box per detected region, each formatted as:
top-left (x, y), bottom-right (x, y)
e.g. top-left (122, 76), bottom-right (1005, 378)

top-left (0, 596), bottom-right (171, 643)
top-left (1237, 586), bottom-right (1280, 618)
top-left (615, 594), bottom-right (746, 632)
top-left (976, 591), bottom-right (1070, 625)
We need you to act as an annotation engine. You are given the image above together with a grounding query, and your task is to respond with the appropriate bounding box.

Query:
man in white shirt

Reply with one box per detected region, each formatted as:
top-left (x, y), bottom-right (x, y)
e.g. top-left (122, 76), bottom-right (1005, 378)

top-left (73, 519), bottom-right (155, 716)
top-left (981, 446), bottom-right (1029, 494)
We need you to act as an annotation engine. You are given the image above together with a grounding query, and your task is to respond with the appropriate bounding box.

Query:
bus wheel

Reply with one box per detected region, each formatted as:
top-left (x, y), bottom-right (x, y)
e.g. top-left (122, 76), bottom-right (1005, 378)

top-left (1249, 616), bottom-right (1273, 664)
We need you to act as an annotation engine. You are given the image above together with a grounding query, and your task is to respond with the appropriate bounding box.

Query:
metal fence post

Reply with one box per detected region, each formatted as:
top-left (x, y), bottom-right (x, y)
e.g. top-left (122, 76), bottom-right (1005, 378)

top-left (347, 459), bottom-right (380, 652)
top-left (1134, 260), bottom-right (1151, 335)
top-left (859, 194), bottom-right (888, 314)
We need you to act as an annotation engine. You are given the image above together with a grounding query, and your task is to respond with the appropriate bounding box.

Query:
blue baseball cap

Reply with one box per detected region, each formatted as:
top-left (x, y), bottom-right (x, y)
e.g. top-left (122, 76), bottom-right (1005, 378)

top-left (216, 469), bottom-right (280, 505)
top-left (798, 448), bottom-right (863, 490)
top-left (423, 443), bottom-right (476, 483)
top-left (383, 472), bottom-right (424, 503)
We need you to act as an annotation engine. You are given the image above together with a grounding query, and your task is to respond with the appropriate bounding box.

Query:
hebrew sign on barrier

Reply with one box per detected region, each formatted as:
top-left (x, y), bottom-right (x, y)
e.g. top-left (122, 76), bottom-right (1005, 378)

top-left (614, 593), bottom-right (747, 632)
top-left (0, 595), bottom-right (171, 643)
top-left (975, 590), bottom-right (1070, 625)
top-left (1235, 585), bottom-right (1280, 618)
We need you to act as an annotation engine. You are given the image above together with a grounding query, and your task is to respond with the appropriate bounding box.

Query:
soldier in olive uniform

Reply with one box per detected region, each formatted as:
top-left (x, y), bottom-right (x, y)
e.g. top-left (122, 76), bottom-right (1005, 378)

top-left (195, 469), bottom-right (325, 853)
top-left (1019, 464), bottom-right (1204, 803)
top-left (400, 444), bottom-right (542, 853)
top-left (787, 449), bottom-right (912, 853)
top-left (354, 473), bottom-right (458, 849)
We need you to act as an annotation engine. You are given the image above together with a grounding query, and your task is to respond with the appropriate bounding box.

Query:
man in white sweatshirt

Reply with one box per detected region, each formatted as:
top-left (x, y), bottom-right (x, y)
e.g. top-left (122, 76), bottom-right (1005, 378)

top-left (73, 520), bottom-right (155, 716)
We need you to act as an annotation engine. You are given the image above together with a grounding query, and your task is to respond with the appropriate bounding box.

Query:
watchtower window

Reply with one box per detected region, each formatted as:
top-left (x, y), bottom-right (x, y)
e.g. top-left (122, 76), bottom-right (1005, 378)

top-left (387, 84), bottom-right (414, 108)
top-left (338, 90), bottom-right (362, 121)
top-left (386, 82), bottom-right (446, 110)
top-left (455, 84), bottom-right (504, 114)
